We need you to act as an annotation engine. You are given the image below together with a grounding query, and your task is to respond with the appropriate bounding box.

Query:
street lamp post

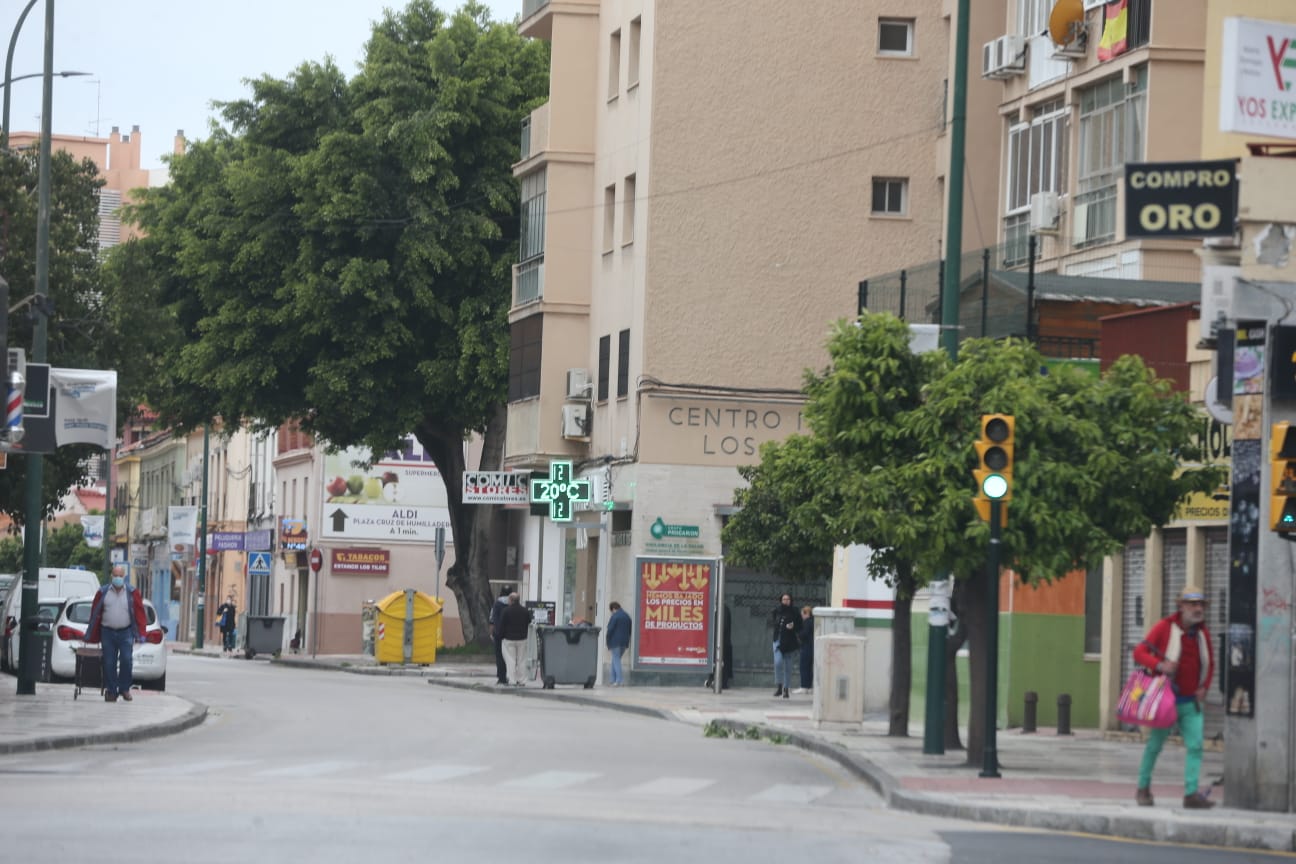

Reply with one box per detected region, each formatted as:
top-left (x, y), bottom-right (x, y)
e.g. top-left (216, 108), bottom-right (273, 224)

top-left (1, 68), bottom-right (89, 147)
top-left (14, 0), bottom-right (53, 697)
top-left (1, 0), bottom-right (39, 153)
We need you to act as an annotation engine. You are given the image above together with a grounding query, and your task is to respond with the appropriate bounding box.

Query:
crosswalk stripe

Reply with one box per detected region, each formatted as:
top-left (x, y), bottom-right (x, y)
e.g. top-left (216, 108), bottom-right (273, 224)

top-left (386, 764), bottom-right (488, 783)
top-left (627, 777), bottom-right (716, 797)
top-left (135, 759), bottom-right (258, 776)
top-left (502, 770), bottom-right (600, 790)
top-left (255, 760), bottom-right (352, 778)
top-left (749, 784), bottom-right (831, 804)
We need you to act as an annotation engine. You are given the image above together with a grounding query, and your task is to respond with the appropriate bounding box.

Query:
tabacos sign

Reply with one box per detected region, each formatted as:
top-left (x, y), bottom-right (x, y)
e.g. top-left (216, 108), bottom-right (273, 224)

top-left (1123, 161), bottom-right (1237, 239)
top-left (1220, 17), bottom-right (1296, 141)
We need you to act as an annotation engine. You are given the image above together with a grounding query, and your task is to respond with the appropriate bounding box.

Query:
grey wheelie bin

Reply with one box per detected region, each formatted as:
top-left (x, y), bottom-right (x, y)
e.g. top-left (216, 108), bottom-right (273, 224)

top-left (536, 624), bottom-right (601, 689)
top-left (243, 615), bottom-right (287, 659)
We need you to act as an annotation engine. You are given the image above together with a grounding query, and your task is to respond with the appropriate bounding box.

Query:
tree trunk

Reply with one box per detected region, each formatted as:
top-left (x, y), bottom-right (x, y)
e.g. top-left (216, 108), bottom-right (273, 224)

top-left (888, 563), bottom-right (917, 737)
top-left (943, 579), bottom-right (967, 751)
top-left (962, 566), bottom-right (991, 767)
top-left (416, 404), bottom-right (507, 648)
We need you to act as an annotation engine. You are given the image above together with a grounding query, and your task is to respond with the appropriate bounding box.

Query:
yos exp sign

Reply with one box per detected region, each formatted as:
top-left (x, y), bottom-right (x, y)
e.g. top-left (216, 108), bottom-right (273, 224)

top-left (1220, 17), bottom-right (1296, 141)
top-left (1123, 160), bottom-right (1237, 239)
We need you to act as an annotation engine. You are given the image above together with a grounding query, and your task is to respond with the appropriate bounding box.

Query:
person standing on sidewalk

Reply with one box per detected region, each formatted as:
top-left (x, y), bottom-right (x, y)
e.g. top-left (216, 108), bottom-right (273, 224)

top-left (605, 601), bottom-right (631, 686)
top-left (85, 566), bottom-right (147, 703)
top-left (489, 585), bottom-right (512, 686)
top-left (794, 605), bottom-right (814, 694)
top-left (216, 594), bottom-right (237, 654)
top-left (771, 593), bottom-right (800, 699)
top-left (1132, 584), bottom-right (1215, 809)
top-left (499, 592), bottom-right (533, 686)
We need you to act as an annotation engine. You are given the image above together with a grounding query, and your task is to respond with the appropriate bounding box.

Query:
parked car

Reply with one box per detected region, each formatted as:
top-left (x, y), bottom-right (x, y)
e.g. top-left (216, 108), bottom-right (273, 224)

top-left (50, 596), bottom-right (168, 691)
top-left (1, 598), bottom-right (68, 675)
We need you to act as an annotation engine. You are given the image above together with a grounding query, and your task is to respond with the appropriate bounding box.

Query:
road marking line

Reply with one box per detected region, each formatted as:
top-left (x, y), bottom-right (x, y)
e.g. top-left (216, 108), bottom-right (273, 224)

top-left (502, 770), bottom-right (600, 790)
top-left (627, 777), bottom-right (716, 796)
top-left (256, 760), bottom-right (352, 778)
top-left (135, 759), bottom-right (258, 776)
top-left (386, 764), bottom-right (489, 783)
top-left (749, 784), bottom-right (831, 804)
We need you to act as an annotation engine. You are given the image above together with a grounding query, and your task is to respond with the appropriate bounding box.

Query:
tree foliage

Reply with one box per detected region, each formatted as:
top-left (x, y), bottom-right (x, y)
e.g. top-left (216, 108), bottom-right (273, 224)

top-left (104, 1), bottom-right (549, 641)
top-left (724, 312), bottom-right (1225, 752)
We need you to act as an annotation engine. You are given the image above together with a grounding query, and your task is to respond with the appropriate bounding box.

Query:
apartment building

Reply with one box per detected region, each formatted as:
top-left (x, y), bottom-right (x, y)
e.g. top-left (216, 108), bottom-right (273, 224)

top-left (504, 1), bottom-right (996, 681)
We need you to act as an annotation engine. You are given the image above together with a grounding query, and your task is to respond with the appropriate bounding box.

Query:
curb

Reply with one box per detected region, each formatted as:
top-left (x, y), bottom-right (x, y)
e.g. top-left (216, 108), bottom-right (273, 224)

top-left (0, 698), bottom-right (209, 756)
top-left (271, 658), bottom-right (495, 679)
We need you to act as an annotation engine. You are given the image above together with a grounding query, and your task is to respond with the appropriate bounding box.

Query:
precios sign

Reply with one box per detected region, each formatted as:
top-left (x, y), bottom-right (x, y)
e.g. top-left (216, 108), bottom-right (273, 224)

top-left (1124, 160), bottom-right (1237, 238)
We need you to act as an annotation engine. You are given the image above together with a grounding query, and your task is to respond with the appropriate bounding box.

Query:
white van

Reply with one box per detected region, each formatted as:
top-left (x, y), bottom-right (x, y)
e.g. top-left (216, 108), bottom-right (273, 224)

top-left (1, 568), bottom-right (102, 674)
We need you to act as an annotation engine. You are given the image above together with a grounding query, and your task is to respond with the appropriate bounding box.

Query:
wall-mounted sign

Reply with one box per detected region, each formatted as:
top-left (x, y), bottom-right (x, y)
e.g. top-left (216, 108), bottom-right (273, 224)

top-left (279, 517), bottom-right (308, 551)
top-left (1220, 17), bottom-right (1296, 141)
top-left (331, 547), bottom-right (390, 575)
top-left (530, 461), bottom-right (590, 522)
top-left (321, 439), bottom-right (450, 543)
top-left (1123, 160), bottom-right (1237, 238)
top-left (209, 531), bottom-right (245, 552)
top-left (634, 556), bottom-right (715, 668)
top-left (463, 470), bottom-right (530, 504)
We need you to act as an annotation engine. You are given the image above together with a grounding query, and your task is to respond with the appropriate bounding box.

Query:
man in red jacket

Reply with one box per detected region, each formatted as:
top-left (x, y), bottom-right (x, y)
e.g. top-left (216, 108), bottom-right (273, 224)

top-left (1132, 584), bottom-right (1214, 809)
top-left (85, 566), bottom-right (148, 703)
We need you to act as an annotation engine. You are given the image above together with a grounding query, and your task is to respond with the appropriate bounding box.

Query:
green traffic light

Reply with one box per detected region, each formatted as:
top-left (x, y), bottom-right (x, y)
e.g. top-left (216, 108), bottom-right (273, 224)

top-left (982, 473), bottom-right (1009, 500)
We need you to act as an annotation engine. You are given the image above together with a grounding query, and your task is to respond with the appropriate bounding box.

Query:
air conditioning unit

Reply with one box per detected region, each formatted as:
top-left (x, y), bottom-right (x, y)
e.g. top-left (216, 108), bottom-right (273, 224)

top-left (1030, 191), bottom-right (1060, 231)
top-left (561, 403), bottom-right (591, 439)
top-left (982, 34), bottom-right (1026, 79)
top-left (565, 368), bottom-right (591, 399)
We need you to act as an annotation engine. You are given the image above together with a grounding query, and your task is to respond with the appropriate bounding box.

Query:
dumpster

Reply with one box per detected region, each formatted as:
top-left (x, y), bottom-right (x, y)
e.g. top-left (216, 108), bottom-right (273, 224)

top-left (536, 625), bottom-right (601, 689)
top-left (243, 615), bottom-right (286, 659)
top-left (374, 589), bottom-right (442, 665)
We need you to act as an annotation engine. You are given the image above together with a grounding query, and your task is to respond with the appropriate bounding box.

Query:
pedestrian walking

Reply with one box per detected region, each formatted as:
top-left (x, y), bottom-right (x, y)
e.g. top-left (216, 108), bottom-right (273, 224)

top-left (84, 565), bottom-right (147, 703)
top-left (794, 605), bottom-right (814, 694)
top-left (1132, 584), bottom-right (1215, 809)
top-left (499, 592), bottom-right (533, 686)
top-left (489, 585), bottom-right (512, 685)
top-left (771, 593), bottom-right (799, 699)
top-left (216, 594), bottom-right (237, 653)
top-left (605, 601), bottom-right (631, 686)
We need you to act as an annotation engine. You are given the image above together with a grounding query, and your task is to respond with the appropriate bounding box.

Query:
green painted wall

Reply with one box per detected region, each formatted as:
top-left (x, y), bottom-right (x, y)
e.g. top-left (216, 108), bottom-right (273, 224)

top-left (1002, 612), bottom-right (1100, 728)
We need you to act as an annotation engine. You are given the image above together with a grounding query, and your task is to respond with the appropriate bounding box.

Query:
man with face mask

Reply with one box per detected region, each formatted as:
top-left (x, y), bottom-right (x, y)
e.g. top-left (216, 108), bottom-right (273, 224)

top-left (85, 565), bottom-right (148, 702)
top-left (1132, 585), bottom-right (1215, 809)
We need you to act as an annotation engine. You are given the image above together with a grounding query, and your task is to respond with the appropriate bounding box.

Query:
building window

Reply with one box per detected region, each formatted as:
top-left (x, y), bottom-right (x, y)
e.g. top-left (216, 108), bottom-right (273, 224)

top-left (517, 168), bottom-right (546, 305)
top-left (622, 174), bottom-right (636, 246)
top-left (597, 335), bottom-right (610, 402)
top-left (603, 183), bottom-right (616, 253)
top-left (1016, 0), bottom-right (1050, 38)
top-left (878, 19), bottom-right (914, 56)
top-left (628, 17), bottom-right (641, 88)
top-left (1004, 100), bottom-right (1067, 262)
top-left (871, 177), bottom-right (908, 216)
top-left (1084, 565), bottom-right (1103, 655)
top-left (1075, 70), bottom-right (1146, 247)
top-left (617, 329), bottom-right (630, 398)
top-left (1128, 0), bottom-right (1150, 50)
top-left (608, 29), bottom-right (621, 100)
top-left (508, 315), bottom-right (543, 402)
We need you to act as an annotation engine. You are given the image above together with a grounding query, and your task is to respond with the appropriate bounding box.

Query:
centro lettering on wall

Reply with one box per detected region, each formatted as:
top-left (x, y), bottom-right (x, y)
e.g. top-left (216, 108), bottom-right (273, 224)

top-left (1124, 160), bottom-right (1237, 238)
top-left (634, 556), bottom-right (715, 668)
top-left (640, 396), bottom-right (806, 466)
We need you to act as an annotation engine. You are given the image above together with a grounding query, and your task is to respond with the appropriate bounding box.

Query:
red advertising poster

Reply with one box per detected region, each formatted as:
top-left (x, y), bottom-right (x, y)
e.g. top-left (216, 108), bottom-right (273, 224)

top-left (634, 556), bottom-right (714, 667)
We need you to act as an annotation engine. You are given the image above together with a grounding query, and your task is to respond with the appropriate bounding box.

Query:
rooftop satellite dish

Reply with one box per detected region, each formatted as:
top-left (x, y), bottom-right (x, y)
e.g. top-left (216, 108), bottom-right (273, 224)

top-left (1048, 0), bottom-right (1085, 47)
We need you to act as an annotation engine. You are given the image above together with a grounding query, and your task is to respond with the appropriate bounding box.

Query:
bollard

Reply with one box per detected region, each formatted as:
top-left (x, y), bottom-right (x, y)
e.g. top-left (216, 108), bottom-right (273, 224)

top-left (1023, 691), bottom-right (1038, 733)
top-left (1057, 693), bottom-right (1073, 735)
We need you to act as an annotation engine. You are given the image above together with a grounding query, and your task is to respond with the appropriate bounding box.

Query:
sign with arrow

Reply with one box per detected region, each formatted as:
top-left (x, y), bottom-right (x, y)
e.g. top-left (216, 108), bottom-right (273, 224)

top-left (320, 440), bottom-right (452, 543)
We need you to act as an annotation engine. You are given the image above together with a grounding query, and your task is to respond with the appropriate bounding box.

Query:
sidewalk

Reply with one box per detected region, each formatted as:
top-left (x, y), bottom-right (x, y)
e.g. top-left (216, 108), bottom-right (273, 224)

top-left (4, 649), bottom-right (1293, 852)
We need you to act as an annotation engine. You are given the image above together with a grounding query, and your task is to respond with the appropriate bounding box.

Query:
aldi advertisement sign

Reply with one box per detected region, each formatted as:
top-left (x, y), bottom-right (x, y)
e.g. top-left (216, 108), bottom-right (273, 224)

top-left (633, 556), bottom-right (715, 668)
top-left (320, 438), bottom-right (451, 543)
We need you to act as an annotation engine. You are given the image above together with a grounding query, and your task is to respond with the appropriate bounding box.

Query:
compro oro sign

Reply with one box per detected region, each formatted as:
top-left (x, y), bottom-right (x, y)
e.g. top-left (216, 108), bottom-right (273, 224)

top-left (1123, 160), bottom-right (1237, 238)
top-left (1220, 17), bottom-right (1296, 141)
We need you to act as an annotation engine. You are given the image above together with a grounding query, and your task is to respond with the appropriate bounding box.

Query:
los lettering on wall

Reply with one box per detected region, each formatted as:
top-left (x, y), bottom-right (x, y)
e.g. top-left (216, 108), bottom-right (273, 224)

top-left (633, 556), bottom-right (715, 668)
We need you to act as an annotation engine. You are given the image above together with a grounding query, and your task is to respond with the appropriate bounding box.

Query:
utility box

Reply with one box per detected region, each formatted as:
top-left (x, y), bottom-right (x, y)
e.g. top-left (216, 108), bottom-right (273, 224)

top-left (812, 634), bottom-right (867, 728)
top-left (813, 607), bottom-right (856, 639)
top-left (374, 589), bottom-right (442, 665)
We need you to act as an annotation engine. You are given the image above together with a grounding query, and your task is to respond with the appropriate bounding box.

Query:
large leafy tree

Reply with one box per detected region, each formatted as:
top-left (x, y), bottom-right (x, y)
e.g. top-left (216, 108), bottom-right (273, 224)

top-left (725, 313), bottom-right (1224, 763)
top-left (107, 1), bottom-right (549, 642)
top-left (0, 146), bottom-right (121, 523)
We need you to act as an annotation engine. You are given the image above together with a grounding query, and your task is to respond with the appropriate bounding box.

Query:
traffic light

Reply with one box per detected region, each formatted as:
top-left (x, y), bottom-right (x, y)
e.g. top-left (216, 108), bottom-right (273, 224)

top-left (973, 413), bottom-right (1014, 523)
top-left (1270, 422), bottom-right (1296, 532)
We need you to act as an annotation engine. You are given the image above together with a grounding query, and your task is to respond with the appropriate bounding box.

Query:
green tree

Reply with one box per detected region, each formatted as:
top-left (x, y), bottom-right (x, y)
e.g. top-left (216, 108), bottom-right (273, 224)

top-left (0, 534), bottom-right (22, 573)
top-left (724, 313), bottom-right (1223, 763)
top-left (44, 521), bottom-right (106, 580)
top-left (0, 145), bottom-right (120, 525)
top-left (106, 1), bottom-right (549, 643)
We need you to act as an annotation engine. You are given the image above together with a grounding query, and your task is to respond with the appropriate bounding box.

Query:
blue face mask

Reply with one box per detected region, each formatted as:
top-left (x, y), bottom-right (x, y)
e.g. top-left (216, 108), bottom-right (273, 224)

top-left (111, 576), bottom-right (125, 588)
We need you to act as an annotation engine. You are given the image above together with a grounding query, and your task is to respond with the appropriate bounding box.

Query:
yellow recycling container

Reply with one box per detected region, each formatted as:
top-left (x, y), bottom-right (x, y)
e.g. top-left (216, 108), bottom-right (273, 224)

top-left (374, 589), bottom-right (443, 665)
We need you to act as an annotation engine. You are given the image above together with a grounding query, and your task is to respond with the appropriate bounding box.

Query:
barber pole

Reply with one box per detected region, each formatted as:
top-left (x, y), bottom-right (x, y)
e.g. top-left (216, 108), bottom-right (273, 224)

top-left (6, 371), bottom-right (24, 442)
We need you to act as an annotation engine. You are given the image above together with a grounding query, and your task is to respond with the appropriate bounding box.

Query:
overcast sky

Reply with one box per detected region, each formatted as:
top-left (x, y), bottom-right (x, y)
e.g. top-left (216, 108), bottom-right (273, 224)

top-left (5, 0), bottom-right (522, 168)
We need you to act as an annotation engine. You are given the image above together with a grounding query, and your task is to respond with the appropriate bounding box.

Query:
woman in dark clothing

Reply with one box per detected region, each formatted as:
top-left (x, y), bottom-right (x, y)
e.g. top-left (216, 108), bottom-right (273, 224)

top-left (796, 605), bottom-right (814, 694)
top-left (771, 593), bottom-right (800, 698)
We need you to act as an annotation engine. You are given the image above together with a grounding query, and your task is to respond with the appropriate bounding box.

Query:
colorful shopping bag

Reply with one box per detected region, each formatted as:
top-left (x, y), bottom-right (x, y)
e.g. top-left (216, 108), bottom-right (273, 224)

top-left (1116, 668), bottom-right (1177, 728)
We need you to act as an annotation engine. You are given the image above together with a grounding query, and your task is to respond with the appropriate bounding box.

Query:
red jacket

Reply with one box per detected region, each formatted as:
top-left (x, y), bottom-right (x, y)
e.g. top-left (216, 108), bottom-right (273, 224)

top-left (85, 583), bottom-right (148, 644)
top-left (1133, 611), bottom-right (1213, 699)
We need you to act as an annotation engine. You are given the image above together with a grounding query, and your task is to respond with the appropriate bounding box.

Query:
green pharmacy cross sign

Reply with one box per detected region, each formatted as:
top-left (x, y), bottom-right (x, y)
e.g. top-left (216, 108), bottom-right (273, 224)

top-left (530, 460), bottom-right (590, 522)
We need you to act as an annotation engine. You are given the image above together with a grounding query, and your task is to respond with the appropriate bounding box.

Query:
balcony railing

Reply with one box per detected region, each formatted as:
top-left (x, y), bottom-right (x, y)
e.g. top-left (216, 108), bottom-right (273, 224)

top-left (522, 0), bottom-right (549, 18)
top-left (515, 259), bottom-right (544, 306)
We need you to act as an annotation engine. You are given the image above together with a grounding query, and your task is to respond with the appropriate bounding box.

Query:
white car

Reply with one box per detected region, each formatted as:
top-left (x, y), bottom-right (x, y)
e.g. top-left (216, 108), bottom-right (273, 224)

top-left (1, 597), bottom-right (66, 674)
top-left (51, 596), bottom-right (168, 691)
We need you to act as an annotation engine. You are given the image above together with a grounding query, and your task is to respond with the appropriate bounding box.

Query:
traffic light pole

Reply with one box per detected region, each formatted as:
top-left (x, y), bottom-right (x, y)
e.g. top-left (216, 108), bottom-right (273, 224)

top-left (980, 497), bottom-right (1002, 779)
